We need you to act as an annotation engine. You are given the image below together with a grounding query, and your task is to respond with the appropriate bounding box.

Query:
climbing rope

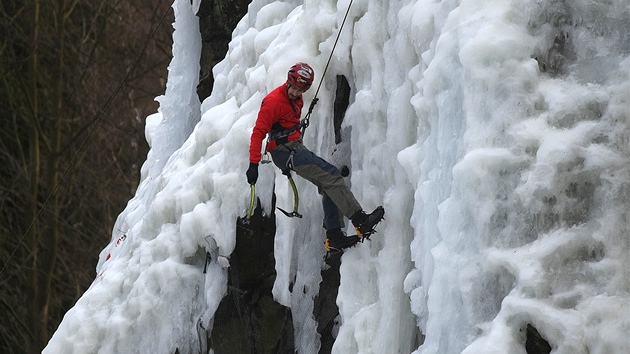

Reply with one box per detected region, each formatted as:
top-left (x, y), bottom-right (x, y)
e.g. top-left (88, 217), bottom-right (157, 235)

top-left (300, 0), bottom-right (355, 136)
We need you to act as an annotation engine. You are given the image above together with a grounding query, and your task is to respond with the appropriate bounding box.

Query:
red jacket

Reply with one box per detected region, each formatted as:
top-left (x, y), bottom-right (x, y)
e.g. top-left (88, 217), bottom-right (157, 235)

top-left (249, 82), bottom-right (303, 163)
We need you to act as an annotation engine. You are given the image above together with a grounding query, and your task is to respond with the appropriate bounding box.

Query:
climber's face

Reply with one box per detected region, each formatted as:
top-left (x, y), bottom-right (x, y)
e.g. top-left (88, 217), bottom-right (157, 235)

top-left (287, 84), bottom-right (305, 100)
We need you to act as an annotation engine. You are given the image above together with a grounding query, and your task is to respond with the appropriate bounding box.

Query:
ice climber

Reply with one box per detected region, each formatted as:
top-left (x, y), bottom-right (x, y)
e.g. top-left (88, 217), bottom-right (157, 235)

top-left (246, 62), bottom-right (384, 252)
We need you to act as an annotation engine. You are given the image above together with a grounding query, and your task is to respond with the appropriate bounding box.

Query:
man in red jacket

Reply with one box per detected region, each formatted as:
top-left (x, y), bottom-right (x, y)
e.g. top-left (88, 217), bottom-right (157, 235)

top-left (246, 62), bottom-right (384, 252)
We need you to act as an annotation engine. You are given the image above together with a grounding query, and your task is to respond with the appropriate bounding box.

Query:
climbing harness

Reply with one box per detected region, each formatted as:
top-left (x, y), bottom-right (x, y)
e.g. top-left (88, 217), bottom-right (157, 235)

top-left (261, 122), bottom-right (306, 164)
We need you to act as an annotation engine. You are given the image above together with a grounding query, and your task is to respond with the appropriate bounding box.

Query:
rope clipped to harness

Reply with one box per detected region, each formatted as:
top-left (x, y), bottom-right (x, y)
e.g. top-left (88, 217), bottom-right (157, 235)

top-left (299, 0), bottom-right (352, 138)
top-left (298, 97), bottom-right (318, 139)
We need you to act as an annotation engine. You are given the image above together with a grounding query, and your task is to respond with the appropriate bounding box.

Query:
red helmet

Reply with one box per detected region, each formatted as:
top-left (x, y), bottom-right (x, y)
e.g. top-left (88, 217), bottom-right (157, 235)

top-left (287, 62), bottom-right (314, 91)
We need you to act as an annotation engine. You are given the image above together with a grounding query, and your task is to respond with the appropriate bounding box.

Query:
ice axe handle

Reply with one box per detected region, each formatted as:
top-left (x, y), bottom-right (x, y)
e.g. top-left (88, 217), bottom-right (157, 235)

top-left (246, 184), bottom-right (255, 221)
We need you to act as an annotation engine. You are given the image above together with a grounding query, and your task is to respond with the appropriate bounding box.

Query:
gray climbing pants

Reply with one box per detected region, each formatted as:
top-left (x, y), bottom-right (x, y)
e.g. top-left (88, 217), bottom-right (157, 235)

top-left (270, 140), bottom-right (361, 231)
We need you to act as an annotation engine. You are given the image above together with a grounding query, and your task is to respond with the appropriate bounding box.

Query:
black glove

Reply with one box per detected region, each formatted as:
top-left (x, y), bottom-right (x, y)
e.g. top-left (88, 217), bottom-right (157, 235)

top-left (246, 163), bottom-right (259, 185)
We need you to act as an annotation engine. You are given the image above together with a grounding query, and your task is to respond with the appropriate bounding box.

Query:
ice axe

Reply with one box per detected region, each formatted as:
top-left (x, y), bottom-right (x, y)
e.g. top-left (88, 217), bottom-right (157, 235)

top-left (277, 170), bottom-right (302, 218)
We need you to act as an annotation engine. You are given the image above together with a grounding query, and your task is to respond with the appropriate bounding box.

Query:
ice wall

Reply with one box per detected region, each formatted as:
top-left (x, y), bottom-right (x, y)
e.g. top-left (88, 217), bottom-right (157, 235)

top-left (44, 0), bottom-right (630, 353)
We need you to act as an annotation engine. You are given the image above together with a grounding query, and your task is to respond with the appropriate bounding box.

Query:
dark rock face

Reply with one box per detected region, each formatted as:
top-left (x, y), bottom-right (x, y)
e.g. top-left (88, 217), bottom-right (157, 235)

top-left (196, 0), bottom-right (250, 100)
top-left (210, 199), bottom-right (295, 354)
top-left (333, 75), bottom-right (351, 144)
top-left (314, 253), bottom-right (343, 354)
top-left (525, 324), bottom-right (552, 354)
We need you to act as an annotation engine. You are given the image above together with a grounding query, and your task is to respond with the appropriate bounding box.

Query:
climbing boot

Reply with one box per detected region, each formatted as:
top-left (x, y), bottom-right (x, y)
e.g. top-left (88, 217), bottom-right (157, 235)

top-left (324, 229), bottom-right (360, 253)
top-left (351, 206), bottom-right (385, 239)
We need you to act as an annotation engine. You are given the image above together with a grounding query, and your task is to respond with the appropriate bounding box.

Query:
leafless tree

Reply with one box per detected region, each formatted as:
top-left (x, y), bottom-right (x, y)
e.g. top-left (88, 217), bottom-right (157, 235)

top-left (0, 0), bottom-right (173, 352)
